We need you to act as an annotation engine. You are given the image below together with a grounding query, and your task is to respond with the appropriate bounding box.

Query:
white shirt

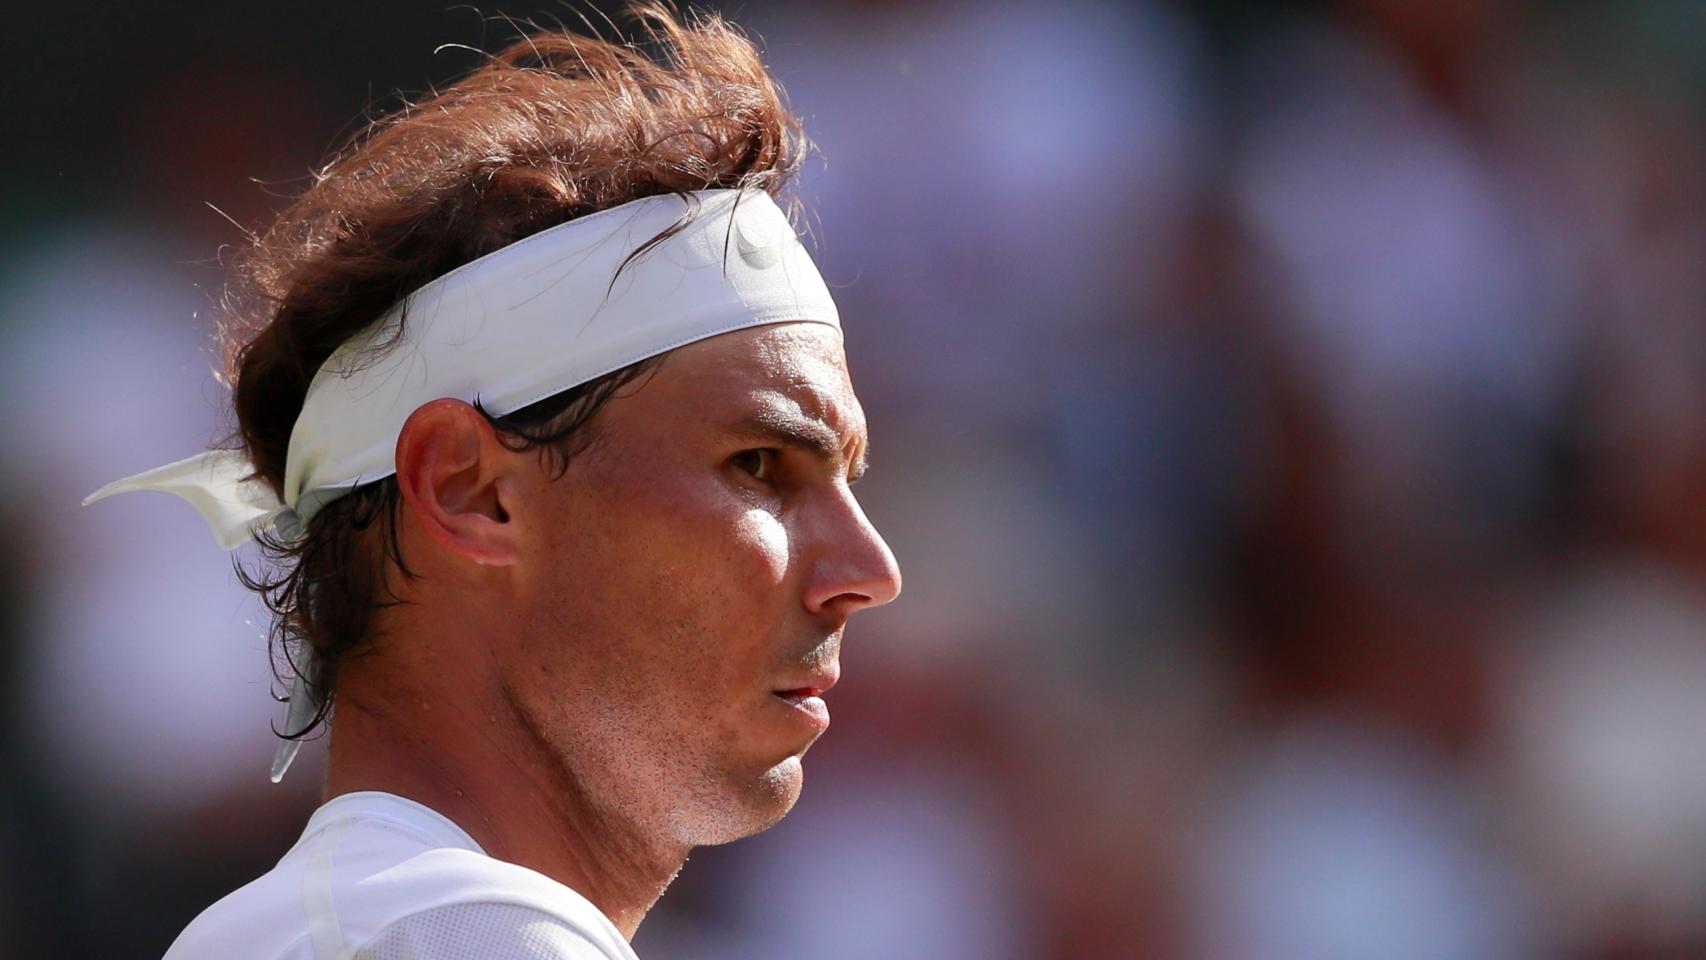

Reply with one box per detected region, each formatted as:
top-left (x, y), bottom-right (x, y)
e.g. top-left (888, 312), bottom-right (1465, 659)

top-left (163, 791), bottom-right (639, 960)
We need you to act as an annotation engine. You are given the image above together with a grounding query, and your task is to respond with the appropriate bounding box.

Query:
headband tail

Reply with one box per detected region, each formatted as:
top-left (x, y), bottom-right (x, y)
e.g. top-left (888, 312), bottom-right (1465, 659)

top-left (270, 652), bottom-right (322, 784)
top-left (82, 450), bottom-right (289, 550)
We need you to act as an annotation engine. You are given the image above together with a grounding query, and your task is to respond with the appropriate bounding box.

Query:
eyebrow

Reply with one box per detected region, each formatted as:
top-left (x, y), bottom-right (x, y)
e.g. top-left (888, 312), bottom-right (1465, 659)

top-left (732, 409), bottom-right (870, 482)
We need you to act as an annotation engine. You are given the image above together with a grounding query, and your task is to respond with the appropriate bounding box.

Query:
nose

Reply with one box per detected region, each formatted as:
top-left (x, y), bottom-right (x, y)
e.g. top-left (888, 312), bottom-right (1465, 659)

top-left (802, 486), bottom-right (903, 619)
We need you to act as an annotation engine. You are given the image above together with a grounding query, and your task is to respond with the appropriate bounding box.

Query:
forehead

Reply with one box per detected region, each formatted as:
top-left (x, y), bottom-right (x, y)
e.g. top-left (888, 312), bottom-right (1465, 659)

top-left (644, 322), bottom-right (864, 429)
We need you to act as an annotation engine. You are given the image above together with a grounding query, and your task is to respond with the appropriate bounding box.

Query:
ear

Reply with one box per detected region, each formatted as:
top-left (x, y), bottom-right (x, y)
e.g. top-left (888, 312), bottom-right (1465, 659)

top-left (393, 398), bottom-right (521, 567)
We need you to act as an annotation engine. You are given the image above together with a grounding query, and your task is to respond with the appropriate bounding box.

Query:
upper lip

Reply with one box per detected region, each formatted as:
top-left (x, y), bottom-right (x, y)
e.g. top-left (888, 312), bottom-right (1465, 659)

top-left (775, 667), bottom-right (839, 698)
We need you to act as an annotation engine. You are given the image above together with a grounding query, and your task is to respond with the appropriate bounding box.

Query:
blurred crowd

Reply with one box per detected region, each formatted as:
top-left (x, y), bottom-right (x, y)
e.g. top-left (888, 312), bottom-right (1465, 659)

top-left (3, 0), bottom-right (1706, 957)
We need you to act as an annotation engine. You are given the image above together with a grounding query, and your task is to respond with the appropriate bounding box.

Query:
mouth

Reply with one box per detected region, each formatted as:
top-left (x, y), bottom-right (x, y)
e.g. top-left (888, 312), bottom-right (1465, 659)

top-left (771, 671), bottom-right (836, 731)
top-left (774, 666), bottom-right (839, 702)
top-left (771, 689), bottom-right (831, 731)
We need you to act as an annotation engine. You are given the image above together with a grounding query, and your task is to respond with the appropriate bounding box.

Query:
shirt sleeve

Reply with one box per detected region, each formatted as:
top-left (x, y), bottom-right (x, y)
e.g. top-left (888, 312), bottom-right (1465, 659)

top-left (352, 902), bottom-right (629, 960)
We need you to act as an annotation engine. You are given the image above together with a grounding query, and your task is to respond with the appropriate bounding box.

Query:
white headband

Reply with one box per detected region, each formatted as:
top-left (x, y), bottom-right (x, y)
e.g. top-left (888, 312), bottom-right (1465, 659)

top-left (84, 188), bottom-right (841, 781)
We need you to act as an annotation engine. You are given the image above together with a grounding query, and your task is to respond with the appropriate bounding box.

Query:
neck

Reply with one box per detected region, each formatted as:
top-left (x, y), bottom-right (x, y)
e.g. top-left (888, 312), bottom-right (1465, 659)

top-left (322, 675), bottom-right (687, 939)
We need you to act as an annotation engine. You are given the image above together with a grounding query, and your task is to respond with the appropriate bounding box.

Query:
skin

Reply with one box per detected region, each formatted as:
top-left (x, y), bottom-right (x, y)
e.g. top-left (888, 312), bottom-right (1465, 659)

top-left (322, 322), bottom-right (902, 939)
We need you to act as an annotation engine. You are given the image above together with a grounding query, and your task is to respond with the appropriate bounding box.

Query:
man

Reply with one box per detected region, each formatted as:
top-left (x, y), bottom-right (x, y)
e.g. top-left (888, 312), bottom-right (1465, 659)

top-left (86, 9), bottom-right (901, 959)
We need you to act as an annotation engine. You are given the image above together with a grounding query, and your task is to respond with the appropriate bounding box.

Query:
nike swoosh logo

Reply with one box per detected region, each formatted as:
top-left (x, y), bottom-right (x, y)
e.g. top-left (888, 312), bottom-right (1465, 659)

top-left (735, 209), bottom-right (787, 269)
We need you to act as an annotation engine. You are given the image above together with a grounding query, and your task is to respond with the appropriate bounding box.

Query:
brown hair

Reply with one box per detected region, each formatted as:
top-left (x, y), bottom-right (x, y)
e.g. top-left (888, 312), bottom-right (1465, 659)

top-left (221, 5), bottom-right (806, 742)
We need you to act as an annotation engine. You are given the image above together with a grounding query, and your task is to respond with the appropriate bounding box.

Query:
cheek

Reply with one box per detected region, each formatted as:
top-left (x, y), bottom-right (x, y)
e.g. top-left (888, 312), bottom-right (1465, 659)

top-left (616, 455), bottom-right (793, 605)
top-left (720, 507), bottom-right (791, 593)
top-left (526, 466), bottom-right (795, 692)
top-left (653, 504), bottom-right (792, 685)
top-left (628, 499), bottom-right (795, 729)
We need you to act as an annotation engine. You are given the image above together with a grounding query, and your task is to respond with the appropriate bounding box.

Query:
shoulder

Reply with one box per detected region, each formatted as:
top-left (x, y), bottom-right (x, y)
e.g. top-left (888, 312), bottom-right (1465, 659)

top-left (343, 846), bottom-right (636, 959)
top-left (166, 809), bottom-right (632, 960)
top-left (353, 901), bottom-right (631, 960)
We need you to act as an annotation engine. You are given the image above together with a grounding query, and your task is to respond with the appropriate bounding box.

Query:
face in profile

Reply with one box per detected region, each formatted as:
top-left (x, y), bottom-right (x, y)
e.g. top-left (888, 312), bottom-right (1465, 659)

top-left (495, 322), bottom-right (902, 847)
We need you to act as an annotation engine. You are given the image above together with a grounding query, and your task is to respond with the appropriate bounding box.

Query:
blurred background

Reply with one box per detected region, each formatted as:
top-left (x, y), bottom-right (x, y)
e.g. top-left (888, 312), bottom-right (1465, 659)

top-left (4, 0), bottom-right (1706, 957)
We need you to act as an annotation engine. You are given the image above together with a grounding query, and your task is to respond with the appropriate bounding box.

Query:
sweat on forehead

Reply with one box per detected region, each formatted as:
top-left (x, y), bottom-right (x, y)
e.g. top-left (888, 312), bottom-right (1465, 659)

top-left (637, 325), bottom-right (871, 482)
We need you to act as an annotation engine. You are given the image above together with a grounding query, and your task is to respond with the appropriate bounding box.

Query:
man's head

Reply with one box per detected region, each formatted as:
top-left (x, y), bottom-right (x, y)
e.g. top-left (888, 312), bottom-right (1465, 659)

top-left (208, 8), bottom-right (898, 837)
top-left (374, 321), bottom-right (899, 843)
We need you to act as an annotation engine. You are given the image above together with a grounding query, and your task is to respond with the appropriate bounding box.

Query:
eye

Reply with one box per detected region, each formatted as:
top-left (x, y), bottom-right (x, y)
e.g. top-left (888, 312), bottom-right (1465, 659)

top-left (732, 448), bottom-right (778, 483)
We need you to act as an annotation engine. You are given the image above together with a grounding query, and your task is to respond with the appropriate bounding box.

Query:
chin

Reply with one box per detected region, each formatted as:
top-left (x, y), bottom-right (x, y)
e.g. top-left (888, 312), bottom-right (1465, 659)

top-left (671, 755), bottom-right (806, 846)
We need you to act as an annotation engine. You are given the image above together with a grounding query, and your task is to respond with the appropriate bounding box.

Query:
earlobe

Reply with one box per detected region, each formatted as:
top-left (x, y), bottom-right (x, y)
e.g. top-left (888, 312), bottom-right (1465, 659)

top-left (394, 399), bottom-right (522, 567)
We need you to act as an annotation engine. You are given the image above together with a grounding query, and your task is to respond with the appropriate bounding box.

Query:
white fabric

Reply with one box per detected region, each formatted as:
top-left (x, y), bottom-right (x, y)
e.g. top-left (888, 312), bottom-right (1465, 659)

top-left (354, 903), bottom-right (620, 960)
top-left (163, 791), bottom-right (638, 960)
top-left (84, 188), bottom-right (838, 550)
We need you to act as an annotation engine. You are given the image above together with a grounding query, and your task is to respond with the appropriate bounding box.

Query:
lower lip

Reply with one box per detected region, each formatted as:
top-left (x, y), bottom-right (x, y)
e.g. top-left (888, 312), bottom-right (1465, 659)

top-left (772, 692), bottom-right (830, 731)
